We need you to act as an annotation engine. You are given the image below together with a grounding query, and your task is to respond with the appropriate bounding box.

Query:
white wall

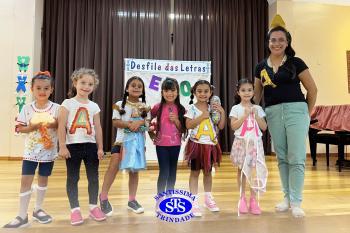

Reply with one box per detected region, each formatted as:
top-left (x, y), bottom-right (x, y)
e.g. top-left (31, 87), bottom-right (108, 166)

top-left (0, 0), bottom-right (43, 157)
top-left (273, 0), bottom-right (350, 154)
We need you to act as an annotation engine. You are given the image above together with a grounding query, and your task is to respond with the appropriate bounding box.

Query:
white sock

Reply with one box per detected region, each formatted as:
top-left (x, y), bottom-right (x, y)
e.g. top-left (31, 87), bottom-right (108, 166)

top-left (34, 186), bottom-right (47, 212)
top-left (18, 190), bottom-right (32, 219)
top-left (204, 192), bottom-right (211, 197)
top-left (71, 207), bottom-right (80, 213)
top-left (89, 204), bottom-right (98, 210)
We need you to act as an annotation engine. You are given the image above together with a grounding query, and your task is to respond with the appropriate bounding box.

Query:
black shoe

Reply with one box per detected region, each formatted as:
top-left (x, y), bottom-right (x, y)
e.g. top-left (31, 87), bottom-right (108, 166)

top-left (100, 197), bottom-right (113, 217)
top-left (127, 200), bottom-right (144, 214)
top-left (3, 216), bottom-right (29, 228)
top-left (33, 209), bottom-right (52, 224)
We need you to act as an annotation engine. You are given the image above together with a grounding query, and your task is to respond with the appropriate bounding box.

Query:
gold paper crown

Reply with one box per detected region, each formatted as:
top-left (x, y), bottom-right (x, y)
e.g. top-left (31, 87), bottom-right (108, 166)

top-left (270, 14), bottom-right (286, 29)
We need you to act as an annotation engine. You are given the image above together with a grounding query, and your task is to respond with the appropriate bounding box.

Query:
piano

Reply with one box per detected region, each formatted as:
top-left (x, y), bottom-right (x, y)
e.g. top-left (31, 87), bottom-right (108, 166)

top-left (308, 105), bottom-right (350, 171)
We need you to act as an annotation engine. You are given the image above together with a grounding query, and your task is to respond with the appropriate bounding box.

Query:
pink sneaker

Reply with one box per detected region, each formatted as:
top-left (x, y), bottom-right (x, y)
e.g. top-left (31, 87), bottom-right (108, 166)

top-left (70, 210), bottom-right (84, 226)
top-left (238, 197), bottom-right (248, 214)
top-left (249, 197), bottom-right (261, 215)
top-left (204, 194), bottom-right (220, 212)
top-left (89, 207), bottom-right (106, 222)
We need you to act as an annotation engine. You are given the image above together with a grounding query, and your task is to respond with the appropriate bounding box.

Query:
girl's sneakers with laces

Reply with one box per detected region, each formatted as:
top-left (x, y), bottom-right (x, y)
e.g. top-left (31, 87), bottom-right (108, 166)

top-left (89, 207), bottom-right (106, 222)
top-left (70, 210), bottom-right (83, 226)
top-left (127, 200), bottom-right (144, 214)
top-left (204, 194), bottom-right (220, 212)
top-left (192, 201), bottom-right (202, 217)
top-left (99, 196), bottom-right (113, 217)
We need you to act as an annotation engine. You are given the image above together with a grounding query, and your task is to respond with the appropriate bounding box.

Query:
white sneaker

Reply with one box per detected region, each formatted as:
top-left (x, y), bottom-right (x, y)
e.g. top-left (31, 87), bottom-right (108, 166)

top-left (291, 205), bottom-right (305, 218)
top-left (204, 194), bottom-right (220, 212)
top-left (275, 198), bottom-right (289, 212)
top-left (192, 201), bottom-right (202, 217)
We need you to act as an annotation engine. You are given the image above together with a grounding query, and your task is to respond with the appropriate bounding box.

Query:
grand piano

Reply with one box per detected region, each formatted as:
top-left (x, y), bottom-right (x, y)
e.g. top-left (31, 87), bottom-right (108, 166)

top-left (309, 105), bottom-right (350, 171)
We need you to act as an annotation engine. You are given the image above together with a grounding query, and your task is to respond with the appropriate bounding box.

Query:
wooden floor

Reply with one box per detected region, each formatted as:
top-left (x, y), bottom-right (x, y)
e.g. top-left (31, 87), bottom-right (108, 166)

top-left (1, 155), bottom-right (350, 233)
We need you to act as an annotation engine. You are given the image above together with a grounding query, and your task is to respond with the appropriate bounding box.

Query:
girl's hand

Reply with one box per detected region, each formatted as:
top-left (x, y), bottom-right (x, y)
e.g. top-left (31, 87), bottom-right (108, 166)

top-left (243, 107), bottom-right (251, 118)
top-left (29, 122), bottom-right (43, 131)
top-left (169, 113), bottom-right (179, 123)
top-left (58, 146), bottom-right (70, 159)
top-left (201, 110), bottom-right (210, 120)
top-left (128, 121), bottom-right (142, 131)
top-left (211, 102), bottom-right (224, 114)
top-left (97, 149), bottom-right (104, 160)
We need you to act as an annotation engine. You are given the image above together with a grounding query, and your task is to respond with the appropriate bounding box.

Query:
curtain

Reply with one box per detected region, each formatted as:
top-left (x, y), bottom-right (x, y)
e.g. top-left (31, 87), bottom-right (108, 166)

top-left (41, 0), bottom-right (171, 150)
top-left (173, 0), bottom-right (269, 152)
top-left (41, 0), bottom-right (269, 153)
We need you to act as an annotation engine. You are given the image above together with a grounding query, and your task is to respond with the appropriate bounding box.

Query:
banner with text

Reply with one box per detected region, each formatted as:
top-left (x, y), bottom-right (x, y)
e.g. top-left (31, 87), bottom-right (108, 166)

top-left (124, 58), bottom-right (211, 160)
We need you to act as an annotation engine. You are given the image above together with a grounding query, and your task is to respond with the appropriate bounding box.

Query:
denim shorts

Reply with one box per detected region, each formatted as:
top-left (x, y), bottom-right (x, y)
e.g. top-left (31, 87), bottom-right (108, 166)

top-left (22, 160), bottom-right (54, 176)
top-left (111, 145), bottom-right (121, 154)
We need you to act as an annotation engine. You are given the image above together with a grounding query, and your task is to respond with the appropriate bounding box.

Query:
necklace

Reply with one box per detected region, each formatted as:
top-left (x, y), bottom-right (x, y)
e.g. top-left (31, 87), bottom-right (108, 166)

top-left (126, 99), bottom-right (140, 107)
top-left (267, 55), bottom-right (287, 73)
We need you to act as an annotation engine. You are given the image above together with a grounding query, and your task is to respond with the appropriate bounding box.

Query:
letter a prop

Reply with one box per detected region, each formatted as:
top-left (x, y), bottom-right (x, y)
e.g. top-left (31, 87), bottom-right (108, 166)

top-left (69, 107), bottom-right (92, 135)
top-left (195, 119), bottom-right (216, 143)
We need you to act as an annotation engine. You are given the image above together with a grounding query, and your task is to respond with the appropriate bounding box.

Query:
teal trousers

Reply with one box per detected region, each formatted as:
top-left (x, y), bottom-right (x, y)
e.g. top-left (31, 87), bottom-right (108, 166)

top-left (265, 102), bottom-right (310, 205)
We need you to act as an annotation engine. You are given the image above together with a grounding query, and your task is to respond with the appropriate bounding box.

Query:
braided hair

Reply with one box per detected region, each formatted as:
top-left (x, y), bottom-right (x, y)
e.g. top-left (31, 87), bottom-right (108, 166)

top-left (189, 79), bottom-right (213, 104)
top-left (119, 76), bottom-right (147, 118)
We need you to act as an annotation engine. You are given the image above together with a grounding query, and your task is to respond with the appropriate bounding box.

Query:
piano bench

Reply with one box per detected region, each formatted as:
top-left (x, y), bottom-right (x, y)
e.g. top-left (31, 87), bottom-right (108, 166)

top-left (309, 131), bottom-right (350, 171)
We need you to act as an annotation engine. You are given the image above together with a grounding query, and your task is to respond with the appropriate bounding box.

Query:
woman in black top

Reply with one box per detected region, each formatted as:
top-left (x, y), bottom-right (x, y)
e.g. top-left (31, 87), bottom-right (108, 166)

top-left (254, 24), bottom-right (317, 218)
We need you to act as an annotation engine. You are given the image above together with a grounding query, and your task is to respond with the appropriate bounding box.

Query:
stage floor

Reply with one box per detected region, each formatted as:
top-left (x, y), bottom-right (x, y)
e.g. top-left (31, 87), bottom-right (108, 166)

top-left (0, 155), bottom-right (349, 233)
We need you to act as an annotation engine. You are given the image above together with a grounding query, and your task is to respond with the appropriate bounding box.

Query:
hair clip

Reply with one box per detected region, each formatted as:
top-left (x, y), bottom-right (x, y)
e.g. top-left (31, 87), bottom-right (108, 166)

top-left (36, 71), bottom-right (51, 77)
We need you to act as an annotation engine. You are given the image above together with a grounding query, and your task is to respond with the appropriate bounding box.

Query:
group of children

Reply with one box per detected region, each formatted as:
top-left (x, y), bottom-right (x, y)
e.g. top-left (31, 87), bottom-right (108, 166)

top-left (4, 68), bottom-right (268, 228)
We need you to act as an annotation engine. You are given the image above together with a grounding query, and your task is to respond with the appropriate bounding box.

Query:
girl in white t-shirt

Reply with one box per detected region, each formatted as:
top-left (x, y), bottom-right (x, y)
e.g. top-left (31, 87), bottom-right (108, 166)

top-left (229, 79), bottom-right (268, 216)
top-left (4, 71), bottom-right (59, 228)
top-left (58, 68), bottom-right (106, 225)
top-left (184, 80), bottom-right (226, 217)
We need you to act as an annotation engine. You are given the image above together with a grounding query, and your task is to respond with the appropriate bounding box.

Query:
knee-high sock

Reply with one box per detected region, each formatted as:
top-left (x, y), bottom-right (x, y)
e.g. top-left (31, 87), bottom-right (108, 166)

top-left (18, 190), bottom-right (32, 219)
top-left (35, 186), bottom-right (47, 212)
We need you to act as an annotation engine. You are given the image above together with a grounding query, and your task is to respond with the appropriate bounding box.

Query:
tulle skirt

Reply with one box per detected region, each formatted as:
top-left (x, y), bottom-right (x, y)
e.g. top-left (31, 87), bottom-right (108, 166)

top-left (184, 140), bottom-right (222, 174)
top-left (119, 132), bottom-right (146, 172)
top-left (230, 137), bottom-right (267, 192)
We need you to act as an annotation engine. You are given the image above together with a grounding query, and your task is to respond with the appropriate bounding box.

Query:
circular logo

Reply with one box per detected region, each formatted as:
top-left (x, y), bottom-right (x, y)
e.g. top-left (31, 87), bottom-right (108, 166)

top-left (159, 197), bottom-right (192, 215)
top-left (154, 189), bottom-right (195, 223)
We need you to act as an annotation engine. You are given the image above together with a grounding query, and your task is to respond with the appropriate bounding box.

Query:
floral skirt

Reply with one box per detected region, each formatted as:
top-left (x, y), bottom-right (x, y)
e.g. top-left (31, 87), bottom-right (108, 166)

top-left (184, 140), bottom-right (222, 174)
top-left (230, 137), bottom-right (268, 192)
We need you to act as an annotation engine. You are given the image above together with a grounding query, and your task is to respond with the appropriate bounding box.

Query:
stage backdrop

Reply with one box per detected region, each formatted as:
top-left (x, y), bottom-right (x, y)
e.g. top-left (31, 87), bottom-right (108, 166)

top-left (124, 58), bottom-right (211, 160)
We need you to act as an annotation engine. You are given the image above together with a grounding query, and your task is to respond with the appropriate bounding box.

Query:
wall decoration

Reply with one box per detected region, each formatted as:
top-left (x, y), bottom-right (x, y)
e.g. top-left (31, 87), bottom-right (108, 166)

top-left (16, 73), bottom-right (28, 93)
top-left (17, 56), bottom-right (30, 72)
top-left (16, 96), bottom-right (26, 113)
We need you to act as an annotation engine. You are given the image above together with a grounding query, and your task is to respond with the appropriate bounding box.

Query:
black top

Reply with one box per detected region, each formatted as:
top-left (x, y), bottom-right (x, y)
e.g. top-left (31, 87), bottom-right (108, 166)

top-left (254, 56), bottom-right (308, 107)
